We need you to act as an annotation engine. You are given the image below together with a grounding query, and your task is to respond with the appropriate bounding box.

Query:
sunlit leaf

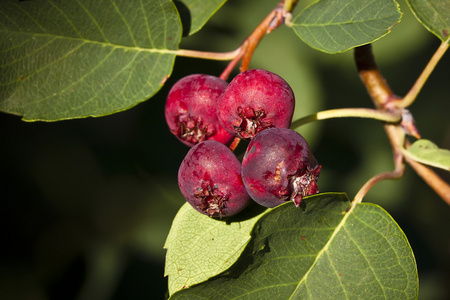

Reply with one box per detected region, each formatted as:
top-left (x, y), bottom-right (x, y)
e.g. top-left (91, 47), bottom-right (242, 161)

top-left (403, 139), bottom-right (450, 171)
top-left (164, 202), bottom-right (269, 296)
top-left (406, 0), bottom-right (450, 42)
top-left (0, 0), bottom-right (181, 121)
top-left (291, 0), bottom-right (401, 53)
top-left (170, 193), bottom-right (418, 299)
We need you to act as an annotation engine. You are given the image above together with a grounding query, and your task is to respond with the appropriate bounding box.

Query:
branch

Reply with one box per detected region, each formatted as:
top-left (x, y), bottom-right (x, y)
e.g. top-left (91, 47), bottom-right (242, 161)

top-left (403, 140), bottom-right (450, 205)
top-left (354, 44), bottom-right (449, 205)
top-left (354, 45), bottom-right (399, 108)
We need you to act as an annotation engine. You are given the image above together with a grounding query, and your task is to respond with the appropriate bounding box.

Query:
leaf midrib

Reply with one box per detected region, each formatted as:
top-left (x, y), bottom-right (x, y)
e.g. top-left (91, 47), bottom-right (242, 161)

top-left (1, 29), bottom-right (178, 54)
top-left (294, 16), bottom-right (397, 27)
top-left (288, 202), bottom-right (354, 299)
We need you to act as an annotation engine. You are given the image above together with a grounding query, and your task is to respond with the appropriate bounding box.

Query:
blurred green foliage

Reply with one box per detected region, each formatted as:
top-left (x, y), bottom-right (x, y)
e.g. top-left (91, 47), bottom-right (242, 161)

top-left (0, 0), bottom-right (449, 299)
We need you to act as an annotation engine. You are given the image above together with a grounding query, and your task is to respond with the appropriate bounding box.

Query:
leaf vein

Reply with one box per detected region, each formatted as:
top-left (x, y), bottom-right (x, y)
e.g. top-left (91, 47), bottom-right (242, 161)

top-left (74, 0), bottom-right (110, 43)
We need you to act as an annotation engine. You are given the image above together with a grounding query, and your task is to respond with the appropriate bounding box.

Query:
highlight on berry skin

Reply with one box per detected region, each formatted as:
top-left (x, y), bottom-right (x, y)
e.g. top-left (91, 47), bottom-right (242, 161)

top-left (178, 140), bottom-right (251, 218)
top-left (241, 127), bottom-right (321, 208)
top-left (217, 69), bottom-right (295, 140)
top-left (165, 74), bottom-right (234, 147)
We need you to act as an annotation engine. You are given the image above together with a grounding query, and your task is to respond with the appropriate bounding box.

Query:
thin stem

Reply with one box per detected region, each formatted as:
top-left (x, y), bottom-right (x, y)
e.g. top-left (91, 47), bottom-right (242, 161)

top-left (394, 40), bottom-right (450, 108)
top-left (175, 48), bottom-right (242, 61)
top-left (353, 164), bottom-right (405, 204)
top-left (239, 0), bottom-right (287, 72)
top-left (220, 50), bottom-right (245, 80)
top-left (402, 139), bottom-right (450, 205)
top-left (354, 43), bottom-right (450, 205)
top-left (217, 0), bottom-right (298, 77)
top-left (283, 0), bottom-right (300, 13)
top-left (290, 108), bottom-right (402, 129)
top-left (404, 155), bottom-right (450, 205)
top-left (354, 126), bottom-right (405, 204)
top-left (228, 137), bottom-right (241, 152)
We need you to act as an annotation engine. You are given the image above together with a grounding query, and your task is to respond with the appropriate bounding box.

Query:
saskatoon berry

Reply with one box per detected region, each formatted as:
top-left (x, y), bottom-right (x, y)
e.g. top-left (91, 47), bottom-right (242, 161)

top-left (178, 140), bottom-right (250, 218)
top-left (217, 69), bottom-right (295, 140)
top-left (242, 128), bottom-right (321, 208)
top-left (165, 74), bottom-right (234, 147)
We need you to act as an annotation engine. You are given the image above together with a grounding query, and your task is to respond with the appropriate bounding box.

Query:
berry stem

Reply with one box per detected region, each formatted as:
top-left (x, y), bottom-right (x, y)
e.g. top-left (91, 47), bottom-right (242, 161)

top-left (180, 0), bottom-right (298, 80)
top-left (392, 39), bottom-right (449, 108)
top-left (220, 50), bottom-right (245, 80)
top-left (220, 0), bottom-right (296, 78)
top-left (228, 137), bottom-right (242, 152)
top-left (239, 2), bottom-right (286, 72)
top-left (290, 108), bottom-right (402, 129)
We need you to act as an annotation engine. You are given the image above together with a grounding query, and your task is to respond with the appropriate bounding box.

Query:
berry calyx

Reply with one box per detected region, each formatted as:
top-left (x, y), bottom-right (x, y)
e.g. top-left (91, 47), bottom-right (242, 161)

top-left (165, 74), bottom-right (234, 147)
top-left (217, 69), bottom-right (295, 140)
top-left (241, 128), bottom-right (321, 208)
top-left (178, 140), bottom-right (250, 218)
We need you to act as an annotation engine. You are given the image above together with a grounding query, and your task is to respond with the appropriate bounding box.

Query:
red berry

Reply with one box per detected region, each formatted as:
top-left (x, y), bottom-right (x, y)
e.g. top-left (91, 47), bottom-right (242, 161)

top-left (178, 140), bottom-right (250, 218)
top-left (165, 74), bottom-right (234, 147)
top-left (217, 69), bottom-right (295, 140)
top-left (242, 128), bottom-right (320, 208)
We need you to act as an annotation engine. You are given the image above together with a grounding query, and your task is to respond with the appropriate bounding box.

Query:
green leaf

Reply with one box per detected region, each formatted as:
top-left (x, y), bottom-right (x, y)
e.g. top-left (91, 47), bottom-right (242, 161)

top-left (170, 193), bottom-right (418, 299)
top-left (406, 0), bottom-right (450, 42)
top-left (164, 202), bottom-right (269, 296)
top-left (403, 139), bottom-right (450, 171)
top-left (0, 0), bottom-right (181, 121)
top-left (291, 0), bottom-right (402, 53)
top-left (176, 0), bottom-right (227, 35)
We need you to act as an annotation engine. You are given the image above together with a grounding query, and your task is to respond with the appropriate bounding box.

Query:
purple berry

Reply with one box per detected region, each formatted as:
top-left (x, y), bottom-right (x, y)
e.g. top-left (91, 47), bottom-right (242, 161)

top-left (217, 69), bottom-right (295, 140)
top-left (165, 74), bottom-right (234, 147)
top-left (178, 140), bottom-right (250, 218)
top-left (242, 128), bottom-right (321, 208)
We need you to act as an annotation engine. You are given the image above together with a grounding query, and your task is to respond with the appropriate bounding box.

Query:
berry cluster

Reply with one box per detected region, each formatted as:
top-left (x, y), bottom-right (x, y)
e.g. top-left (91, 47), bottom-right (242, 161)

top-left (166, 69), bottom-right (321, 218)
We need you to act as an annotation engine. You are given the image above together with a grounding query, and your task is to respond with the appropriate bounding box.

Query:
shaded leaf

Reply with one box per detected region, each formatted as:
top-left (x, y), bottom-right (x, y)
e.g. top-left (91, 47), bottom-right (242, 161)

top-left (170, 193), bottom-right (418, 299)
top-left (291, 0), bottom-right (401, 53)
top-left (164, 201), bottom-right (269, 296)
top-left (176, 0), bottom-right (227, 35)
top-left (403, 139), bottom-right (450, 171)
top-left (0, 0), bottom-right (181, 121)
top-left (406, 0), bottom-right (450, 42)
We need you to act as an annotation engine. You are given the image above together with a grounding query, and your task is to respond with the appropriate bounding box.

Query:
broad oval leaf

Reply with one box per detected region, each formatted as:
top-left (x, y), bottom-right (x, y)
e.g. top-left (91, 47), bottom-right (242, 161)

top-left (291, 0), bottom-right (402, 53)
top-left (164, 201), bottom-right (269, 296)
top-left (176, 0), bottom-right (227, 35)
top-left (170, 193), bottom-right (418, 299)
top-left (403, 139), bottom-right (450, 171)
top-left (406, 0), bottom-right (450, 42)
top-left (0, 0), bottom-right (181, 121)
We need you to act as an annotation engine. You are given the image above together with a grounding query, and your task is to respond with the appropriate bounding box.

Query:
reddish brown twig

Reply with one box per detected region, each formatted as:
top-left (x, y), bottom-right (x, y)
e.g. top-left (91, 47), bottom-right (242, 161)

top-left (220, 0), bottom-right (290, 80)
top-left (354, 44), bottom-right (449, 205)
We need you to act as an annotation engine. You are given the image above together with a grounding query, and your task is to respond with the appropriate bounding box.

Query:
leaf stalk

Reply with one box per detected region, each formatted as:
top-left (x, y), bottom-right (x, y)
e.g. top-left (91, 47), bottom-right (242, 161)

top-left (175, 48), bottom-right (242, 61)
top-left (290, 108), bottom-right (402, 129)
top-left (393, 40), bottom-right (449, 108)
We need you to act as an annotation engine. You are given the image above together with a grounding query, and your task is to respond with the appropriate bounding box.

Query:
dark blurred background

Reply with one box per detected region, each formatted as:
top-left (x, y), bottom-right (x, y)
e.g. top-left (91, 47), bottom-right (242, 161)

top-left (1, 0), bottom-right (449, 299)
